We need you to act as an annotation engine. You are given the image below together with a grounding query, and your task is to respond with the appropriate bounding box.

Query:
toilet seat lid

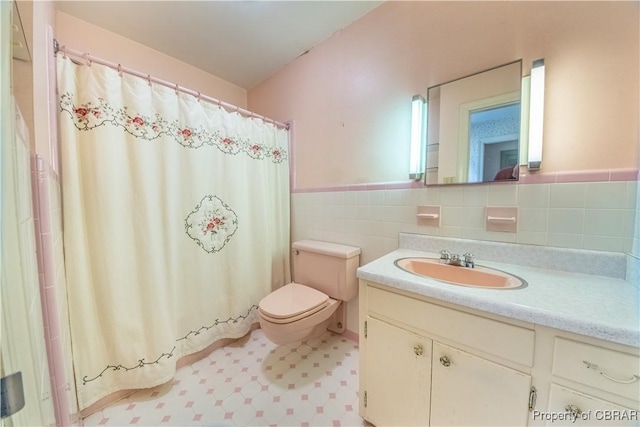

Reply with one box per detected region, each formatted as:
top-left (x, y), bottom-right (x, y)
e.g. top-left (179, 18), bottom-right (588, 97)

top-left (259, 282), bottom-right (329, 319)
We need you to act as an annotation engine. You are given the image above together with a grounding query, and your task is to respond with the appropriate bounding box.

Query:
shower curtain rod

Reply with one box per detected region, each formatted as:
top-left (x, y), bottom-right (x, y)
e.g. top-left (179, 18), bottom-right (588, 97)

top-left (53, 40), bottom-right (290, 130)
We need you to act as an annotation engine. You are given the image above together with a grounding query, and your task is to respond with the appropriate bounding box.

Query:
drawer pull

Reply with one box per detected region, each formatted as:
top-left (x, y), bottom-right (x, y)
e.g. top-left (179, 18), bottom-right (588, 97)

top-left (439, 355), bottom-right (451, 367)
top-left (583, 360), bottom-right (640, 384)
top-left (565, 404), bottom-right (582, 418)
top-left (413, 344), bottom-right (424, 356)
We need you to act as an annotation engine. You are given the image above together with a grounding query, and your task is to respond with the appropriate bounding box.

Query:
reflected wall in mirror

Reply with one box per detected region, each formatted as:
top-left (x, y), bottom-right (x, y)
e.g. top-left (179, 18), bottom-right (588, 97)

top-left (425, 61), bottom-right (522, 185)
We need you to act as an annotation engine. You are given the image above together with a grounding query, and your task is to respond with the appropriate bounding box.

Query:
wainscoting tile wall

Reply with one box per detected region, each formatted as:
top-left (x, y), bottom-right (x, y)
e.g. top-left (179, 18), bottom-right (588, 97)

top-left (292, 181), bottom-right (638, 266)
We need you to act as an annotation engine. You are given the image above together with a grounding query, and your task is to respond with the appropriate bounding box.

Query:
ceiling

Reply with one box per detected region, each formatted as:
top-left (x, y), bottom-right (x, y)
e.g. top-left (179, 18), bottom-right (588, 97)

top-left (55, 1), bottom-right (383, 89)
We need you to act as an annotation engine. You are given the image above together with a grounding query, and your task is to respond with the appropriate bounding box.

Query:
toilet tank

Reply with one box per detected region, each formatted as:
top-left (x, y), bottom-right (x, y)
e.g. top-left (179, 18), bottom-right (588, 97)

top-left (292, 240), bottom-right (361, 301)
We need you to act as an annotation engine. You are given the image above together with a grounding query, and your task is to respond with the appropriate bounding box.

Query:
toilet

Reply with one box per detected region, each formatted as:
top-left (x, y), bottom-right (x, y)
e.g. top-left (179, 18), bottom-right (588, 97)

top-left (258, 240), bottom-right (361, 345)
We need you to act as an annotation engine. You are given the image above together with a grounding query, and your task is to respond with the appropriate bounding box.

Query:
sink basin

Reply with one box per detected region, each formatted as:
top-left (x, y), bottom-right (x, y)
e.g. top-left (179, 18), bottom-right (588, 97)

top-left (394, 257), bottom-right (527, 289)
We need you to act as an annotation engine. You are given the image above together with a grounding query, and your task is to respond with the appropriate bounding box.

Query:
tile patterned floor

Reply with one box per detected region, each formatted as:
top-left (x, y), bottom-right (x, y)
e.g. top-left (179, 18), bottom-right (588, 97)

top-left (83, 328), bottom-right (366, 427)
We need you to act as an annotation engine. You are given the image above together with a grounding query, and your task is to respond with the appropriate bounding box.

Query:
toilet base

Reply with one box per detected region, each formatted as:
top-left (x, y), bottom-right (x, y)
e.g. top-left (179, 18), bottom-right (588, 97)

top-left (327, 301), bottom-right (346, 334)
top-left (259, 300), bottom-right (346, 345)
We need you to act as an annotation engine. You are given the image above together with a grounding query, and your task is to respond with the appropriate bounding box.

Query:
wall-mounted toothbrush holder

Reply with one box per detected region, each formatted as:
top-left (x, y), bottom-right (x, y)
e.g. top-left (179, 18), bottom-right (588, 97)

top-left (485, 207), bottom-right (518, 233)
top-left (417, 206), bottom-right (440, 227)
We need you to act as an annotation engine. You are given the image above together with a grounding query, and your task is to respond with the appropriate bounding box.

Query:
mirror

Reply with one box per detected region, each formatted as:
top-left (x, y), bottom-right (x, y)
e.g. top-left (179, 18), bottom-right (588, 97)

top-left (425, 60), bottom-right (523, 185)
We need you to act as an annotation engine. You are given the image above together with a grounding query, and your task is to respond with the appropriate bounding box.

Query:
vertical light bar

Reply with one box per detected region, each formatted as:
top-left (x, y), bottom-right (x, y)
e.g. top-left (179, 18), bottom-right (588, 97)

top-left (528, 58), bottom-right (545, 171)
top-left (410, 94), bottom-right (426, 180)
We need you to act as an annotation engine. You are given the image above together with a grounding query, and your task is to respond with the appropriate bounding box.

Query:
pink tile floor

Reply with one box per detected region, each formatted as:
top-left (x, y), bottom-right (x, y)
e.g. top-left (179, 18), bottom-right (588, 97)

top-left (83, 328), bottom-right (366, 426)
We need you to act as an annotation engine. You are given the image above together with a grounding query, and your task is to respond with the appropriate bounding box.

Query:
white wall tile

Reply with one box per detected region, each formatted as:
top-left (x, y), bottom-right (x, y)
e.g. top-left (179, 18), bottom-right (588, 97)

top-left (583, 235), bottom-right (624, 252)
top-left (440, 186), bottom-right (464, 206)
top-left (343, 190), bottom-right (358, 206)
top-left (421, 187), bottom-right (440, 205)
top-left (625, 181), bottom-right (637, 210)
top-left (517, 184), bottom-right (550, 209)
top-left (585, 182), bottom-right (627, 209)
top-left (584, 209), bottom-right (626, 237)
top-left (357, 206), bottom-right (370, 221)
top-left (399, 189), bottom-right (421, 206)
top-left (369, 190), bottom-right (385, 206)
top-left (383, 190), bottom-right (401, 206)
top-left (516, 231), bottom-right (548, 246)
top-left (356, 190), bottom-right (370, 206)
top-left (487, 184), bottom-right (517, 206)
top-left (462, 186), bottom-right (488, 207)
top-left (441, 207), bottom-right (462, 227)
top-left (459, 207), bottom-right (485, 228)
top-left (519, 208), bottom-right (549, 232)
top-left (548, 233), bottom-right (584, 249)
top-left (549, 183), bottom-right (585, 208)
top-left (548, 208), bottom-right (585, 234)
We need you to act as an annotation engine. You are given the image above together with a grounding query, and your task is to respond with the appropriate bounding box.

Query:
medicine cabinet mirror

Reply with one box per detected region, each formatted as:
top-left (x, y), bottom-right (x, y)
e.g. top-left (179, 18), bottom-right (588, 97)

top-left (425, 60), bottom-right (523, 185)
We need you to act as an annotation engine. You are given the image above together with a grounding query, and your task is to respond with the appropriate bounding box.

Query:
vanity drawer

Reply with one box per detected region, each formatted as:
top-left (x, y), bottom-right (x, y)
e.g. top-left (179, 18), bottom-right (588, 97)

top-left (545, 383), bottom-right (638, 426)
top-left (366, 285), bottom-right (535, 366)
top-left (552, 337), bottom-right (640, 403)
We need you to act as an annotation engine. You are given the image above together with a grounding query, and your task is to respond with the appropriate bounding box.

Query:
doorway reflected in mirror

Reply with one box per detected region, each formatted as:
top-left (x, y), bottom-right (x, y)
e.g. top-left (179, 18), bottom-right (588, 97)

top-left (468, 103), bottom-right (520, 183)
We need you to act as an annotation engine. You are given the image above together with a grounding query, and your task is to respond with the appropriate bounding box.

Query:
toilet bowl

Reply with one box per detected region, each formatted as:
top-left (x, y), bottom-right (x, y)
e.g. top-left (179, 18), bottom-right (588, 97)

top-left (258, 240), bottom-right (360, 345)
top-left (258, 282), bottom-right (340, 344)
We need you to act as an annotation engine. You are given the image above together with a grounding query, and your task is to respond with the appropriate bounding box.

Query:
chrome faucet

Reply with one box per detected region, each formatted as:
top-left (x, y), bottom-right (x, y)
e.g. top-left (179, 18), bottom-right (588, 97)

top-left (440, 249), bottom-right (475, 268)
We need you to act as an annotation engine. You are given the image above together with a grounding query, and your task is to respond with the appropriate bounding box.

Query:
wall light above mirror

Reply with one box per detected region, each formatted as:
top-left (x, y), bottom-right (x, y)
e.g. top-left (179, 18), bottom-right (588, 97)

top-left (424, 60), bottom-right (525, 185)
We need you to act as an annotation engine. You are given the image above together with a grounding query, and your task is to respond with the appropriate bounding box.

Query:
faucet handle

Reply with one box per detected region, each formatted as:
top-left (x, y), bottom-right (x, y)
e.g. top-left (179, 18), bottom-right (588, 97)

top-left (463, 252), bottom-right (475, 268)
top-left (440, 249), bottom-right (450, 260)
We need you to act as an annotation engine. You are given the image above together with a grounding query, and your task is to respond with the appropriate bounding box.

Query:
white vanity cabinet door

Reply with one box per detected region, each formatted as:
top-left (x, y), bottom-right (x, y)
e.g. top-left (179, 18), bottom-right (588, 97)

top-left (364, 316), bottom-right (432, 427)
top-left (430, 341), bottom-right (532, 426)
top-left (545, 384), bottom-right (639, 426)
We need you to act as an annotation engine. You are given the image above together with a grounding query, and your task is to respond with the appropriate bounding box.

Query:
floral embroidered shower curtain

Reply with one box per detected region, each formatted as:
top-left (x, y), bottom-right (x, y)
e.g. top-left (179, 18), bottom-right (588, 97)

top-left (57, 55), bottom-right (290, 410)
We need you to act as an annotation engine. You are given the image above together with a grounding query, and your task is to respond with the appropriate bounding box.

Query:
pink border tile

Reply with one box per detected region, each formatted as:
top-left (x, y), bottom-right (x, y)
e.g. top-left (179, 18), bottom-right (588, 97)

top-left (610, 169), bottom-right (640, 181)
top-left (290, 168), bottom-right (638, 194)
top-left (518, 172), bottom-right (557, 184)
top-left (556, 170), bottom-right (610, 183)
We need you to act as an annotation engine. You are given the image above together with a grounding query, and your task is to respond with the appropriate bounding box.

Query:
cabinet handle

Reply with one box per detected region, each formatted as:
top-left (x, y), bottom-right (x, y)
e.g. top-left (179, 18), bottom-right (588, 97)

top-left (413, 344), bottom-right (424, 356)
top-left (439, 355), bottom-right (451, 367)
top-left (565, 404), bottom-right (582, 418)
top-left (583, 360), bottom-right (640, 384)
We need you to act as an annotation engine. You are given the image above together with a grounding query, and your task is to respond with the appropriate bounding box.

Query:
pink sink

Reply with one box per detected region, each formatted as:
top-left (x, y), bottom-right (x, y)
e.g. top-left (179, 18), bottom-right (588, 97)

top-left (394, 257), bottom-right (526, 289)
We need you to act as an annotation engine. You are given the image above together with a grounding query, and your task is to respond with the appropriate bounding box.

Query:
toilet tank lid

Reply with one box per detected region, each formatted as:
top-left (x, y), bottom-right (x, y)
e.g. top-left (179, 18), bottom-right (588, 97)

top-left (292, 240), bottom-right (361, 259)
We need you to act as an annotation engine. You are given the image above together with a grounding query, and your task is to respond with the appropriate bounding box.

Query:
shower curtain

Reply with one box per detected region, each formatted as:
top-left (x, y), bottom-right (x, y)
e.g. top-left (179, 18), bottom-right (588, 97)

top-left (57, 55), bottom-right (290, 410)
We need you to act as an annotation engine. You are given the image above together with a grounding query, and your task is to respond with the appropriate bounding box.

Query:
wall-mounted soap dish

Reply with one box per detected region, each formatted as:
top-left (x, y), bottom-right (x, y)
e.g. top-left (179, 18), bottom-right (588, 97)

top-left (486, 207), bottom-right (518, 233)
top-left (417, 206), bottom-right (440, 227)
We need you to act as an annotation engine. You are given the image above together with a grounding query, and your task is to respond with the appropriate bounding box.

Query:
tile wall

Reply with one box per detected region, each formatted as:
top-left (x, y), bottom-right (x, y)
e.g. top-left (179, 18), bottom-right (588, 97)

top-left (292, 181), bottom-right (637, 264)
top-left (292, 180), bottom-right (639, 331)
top-left (4, 105), bottom-right (56, 426)
top-left (32, 153), bottom-right (79, 426)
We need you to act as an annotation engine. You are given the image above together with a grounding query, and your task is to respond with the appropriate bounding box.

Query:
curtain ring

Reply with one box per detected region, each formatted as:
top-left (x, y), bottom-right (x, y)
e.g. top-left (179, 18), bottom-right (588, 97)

top-left (196, 91), bottom-right (201, 102)
top-left (61, 45), bottom-right (67, 58)
top-left (147, 74), bottom-right (152, 86)
top-left (84, 52), bottom-right (92, 66)
top-left (216, 99), bottom-right (222, 107)
top-left (117, 64), bottom-right (123, 77)
top-left (174, 83), bottom-right (179, 94)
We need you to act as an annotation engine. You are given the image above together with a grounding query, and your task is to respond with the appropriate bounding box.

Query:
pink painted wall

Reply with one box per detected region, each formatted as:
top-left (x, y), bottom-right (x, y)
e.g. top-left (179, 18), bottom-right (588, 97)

top-left (249, 1), bottom-right (639, 189)
top-left (55, 12), bottom-right (247, 109)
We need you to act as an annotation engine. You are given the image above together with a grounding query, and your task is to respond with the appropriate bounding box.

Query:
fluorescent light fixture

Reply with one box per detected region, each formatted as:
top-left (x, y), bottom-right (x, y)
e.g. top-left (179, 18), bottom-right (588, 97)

top-left (410, 94), bottom-right (426, 179)
top-left (528, 58), bottom-right (545, 171)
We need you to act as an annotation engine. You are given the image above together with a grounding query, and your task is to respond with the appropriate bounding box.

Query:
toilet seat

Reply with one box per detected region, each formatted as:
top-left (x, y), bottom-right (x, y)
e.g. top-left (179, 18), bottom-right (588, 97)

top-left (258, 282), bottom-right (330, 324)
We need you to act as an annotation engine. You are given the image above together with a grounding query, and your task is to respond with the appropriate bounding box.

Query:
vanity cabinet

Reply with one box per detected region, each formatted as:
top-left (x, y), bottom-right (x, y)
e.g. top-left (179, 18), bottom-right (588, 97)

top-left (359, 281), bottom-right (535, 426)
top-left (359, 280), bottom-right (640, 427)
top-left (364, 317), bottom-right (431, 426)
top-left (430, 342), bottom-right (531, 426)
